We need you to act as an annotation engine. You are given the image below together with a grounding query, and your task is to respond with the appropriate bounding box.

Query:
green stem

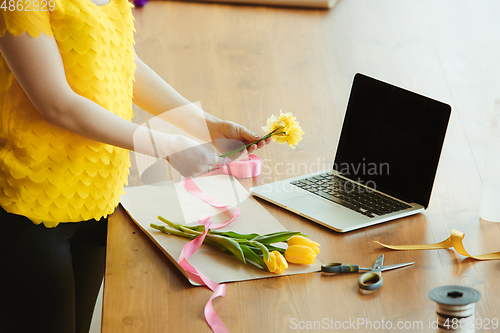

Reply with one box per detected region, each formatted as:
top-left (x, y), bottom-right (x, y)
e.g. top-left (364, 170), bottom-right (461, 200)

top-left (150, 223), bottom-right (226, 252)
top-left (179, 225), bottom-right (204, 237)
top-left (158, 216), bottom-right (206, 233)
top-left (218, 129), bottom-right (285, 158)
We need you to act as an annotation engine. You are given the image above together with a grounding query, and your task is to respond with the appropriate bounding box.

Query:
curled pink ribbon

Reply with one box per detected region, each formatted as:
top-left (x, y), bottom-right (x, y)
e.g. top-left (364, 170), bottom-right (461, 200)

top-left (181, 177), bottom-right (240, 229)
top-left (178, 215), bottom-right (229, 333)
top-left (177, 159), bottom-right (261, 333)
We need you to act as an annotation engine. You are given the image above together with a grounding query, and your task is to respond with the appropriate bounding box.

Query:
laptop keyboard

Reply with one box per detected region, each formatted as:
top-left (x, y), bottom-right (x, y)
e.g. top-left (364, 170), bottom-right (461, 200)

top-left (290, 172), bottom-right (412, 218)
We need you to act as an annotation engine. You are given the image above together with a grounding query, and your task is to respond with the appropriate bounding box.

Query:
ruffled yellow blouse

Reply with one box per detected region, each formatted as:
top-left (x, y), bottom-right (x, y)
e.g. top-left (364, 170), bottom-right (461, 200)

top-left (0, 0), bottom-right (135, 227)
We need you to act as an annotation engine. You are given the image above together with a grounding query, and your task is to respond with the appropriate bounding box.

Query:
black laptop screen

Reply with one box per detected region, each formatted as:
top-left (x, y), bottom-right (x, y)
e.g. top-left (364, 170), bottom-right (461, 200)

top-left (333, 73), bottom-right (451, 208)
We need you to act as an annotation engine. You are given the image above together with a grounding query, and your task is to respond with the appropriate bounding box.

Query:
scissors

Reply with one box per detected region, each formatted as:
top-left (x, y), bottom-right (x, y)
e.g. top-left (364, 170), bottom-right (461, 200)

top-left (321, 254), bottom-right (414, 291)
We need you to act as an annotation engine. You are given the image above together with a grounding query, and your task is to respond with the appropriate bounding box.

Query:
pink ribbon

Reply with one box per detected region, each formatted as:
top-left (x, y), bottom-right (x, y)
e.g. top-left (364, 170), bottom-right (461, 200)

top-left (198, 154), bottom-right (261, 179)
top-left (177, 215), bottom-right (229, 333)
top-left (177, 158), bottom-right (261, 333)
top-left (181, 178), bottom-right (240, 229)
top-left (221, 154), bottom-right (262, 179)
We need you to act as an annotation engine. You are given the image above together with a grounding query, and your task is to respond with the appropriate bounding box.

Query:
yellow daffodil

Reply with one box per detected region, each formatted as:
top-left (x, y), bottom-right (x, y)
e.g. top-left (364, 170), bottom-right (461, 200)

top-left (262, 114), bottom-right (282, 134)
top-left (262, 111), bottom-right (305, 149)
top-left (287, 235), bottom-right (320, 254)
top-left (219, 110), bottom-right (304, 158)
top-left (285, 245), bottom-right (317, 265)
top-left (285, 124), bottom-right (304, 147)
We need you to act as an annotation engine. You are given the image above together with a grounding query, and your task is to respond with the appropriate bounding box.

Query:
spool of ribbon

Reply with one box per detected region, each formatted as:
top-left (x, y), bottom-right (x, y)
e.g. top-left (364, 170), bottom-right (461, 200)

top-left (222, 154), bottom-right (262, 178)
top-left (198, 154), bottom-right (262, 179)
top-left (428, 286), bottom-right (481, 332)
top-left (375, 229), bottom-right (500, 260)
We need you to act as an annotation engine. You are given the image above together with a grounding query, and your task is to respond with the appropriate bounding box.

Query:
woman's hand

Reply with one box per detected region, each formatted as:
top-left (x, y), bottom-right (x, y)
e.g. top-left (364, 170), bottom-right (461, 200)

top-left (208, 120), bottom-right (272, 158)
top-left (163, 120), bottom-right (271, 177)
top-left (163, 135), bottom-right (226, 178)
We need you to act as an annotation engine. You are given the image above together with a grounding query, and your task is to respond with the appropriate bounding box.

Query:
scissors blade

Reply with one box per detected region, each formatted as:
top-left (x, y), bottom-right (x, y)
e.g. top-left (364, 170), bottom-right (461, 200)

top-left (359, 261), bottom-right (415, 272)
top-left (380, 261), bottom-right (415, 271)
top-left (372, 254), bottom-right (384, 272)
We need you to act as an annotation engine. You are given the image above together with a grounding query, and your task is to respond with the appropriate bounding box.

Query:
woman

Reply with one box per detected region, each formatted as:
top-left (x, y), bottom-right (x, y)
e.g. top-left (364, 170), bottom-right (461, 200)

top-left (0, 1), bottom-right (269, 332)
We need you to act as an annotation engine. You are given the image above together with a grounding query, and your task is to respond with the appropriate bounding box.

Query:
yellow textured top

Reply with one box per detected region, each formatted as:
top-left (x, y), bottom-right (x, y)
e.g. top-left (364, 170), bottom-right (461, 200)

top-left (0, 0), bottom-right (135, 227)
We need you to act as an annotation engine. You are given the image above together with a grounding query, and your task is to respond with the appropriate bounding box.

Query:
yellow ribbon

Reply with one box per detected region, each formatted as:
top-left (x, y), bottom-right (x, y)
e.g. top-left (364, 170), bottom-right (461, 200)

top-left (375, 229), bottom-right (500, 260)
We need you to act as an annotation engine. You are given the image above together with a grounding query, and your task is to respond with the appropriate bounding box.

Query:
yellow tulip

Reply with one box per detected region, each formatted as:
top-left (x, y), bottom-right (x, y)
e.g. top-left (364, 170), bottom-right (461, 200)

top-left (273, 251), bottom-right (288, 274)
top-left (285, 245), bottom-right (317, 265)
top-left (264, 252), bottom-right (277, 273)
top-left (264, 251), bottom-right (289, 274)
top-left (287, 235), bottom-right (320, 254)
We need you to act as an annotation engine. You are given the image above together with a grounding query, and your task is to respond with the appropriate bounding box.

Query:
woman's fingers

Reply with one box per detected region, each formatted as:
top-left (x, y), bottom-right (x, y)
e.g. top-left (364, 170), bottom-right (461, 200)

top-left (234, 123), bottom-right (258, 143)
top-left (213, 155), bottom-right (227, 168)
top-left (166, 139), bottom-right (230, 177)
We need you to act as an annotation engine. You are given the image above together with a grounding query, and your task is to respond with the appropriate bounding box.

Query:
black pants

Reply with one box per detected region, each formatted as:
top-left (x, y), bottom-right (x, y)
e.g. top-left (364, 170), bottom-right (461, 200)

top-left (0, 208), bottom-right (108, 333)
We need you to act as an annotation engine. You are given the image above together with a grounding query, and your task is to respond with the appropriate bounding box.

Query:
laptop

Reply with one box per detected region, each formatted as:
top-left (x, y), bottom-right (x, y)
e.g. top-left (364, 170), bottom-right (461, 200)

top-left (251, 73), bottom-right (451, 232)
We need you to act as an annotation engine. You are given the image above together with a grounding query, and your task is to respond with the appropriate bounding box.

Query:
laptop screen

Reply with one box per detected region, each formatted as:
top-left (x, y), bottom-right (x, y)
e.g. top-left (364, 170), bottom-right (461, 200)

top-left (333, 73), bottom-right (451, 208)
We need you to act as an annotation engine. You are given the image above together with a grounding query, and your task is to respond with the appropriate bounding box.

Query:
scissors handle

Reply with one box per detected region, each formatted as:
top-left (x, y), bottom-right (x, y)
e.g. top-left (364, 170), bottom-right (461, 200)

top-left (358, 271), bottom-right (383, 291)
top-left (321, 263), bottom-right (360, 273)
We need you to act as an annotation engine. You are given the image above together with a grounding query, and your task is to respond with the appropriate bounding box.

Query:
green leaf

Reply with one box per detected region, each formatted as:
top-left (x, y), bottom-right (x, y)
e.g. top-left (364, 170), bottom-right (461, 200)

top-left (240, 244), bottom-right (268, 271)
top-left (205, 234), bottom-right (246, 264)
top-left (210, 230), bottom-right (260, 240)
top-left (253, 231), bottom-right (306, 244)
top-left (265, 244), bottom-right (286, 255)
top-left (250, 241), bottom-right (270, 262)
top-left (246, 244), bottom-right (285, 256)
top-left (246, 245), bottom-right (263, 255)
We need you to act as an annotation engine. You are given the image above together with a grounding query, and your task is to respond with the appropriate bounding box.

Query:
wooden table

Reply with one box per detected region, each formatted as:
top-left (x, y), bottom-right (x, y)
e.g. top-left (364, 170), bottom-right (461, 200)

top-left (102, 1), bottom-right (500, 332)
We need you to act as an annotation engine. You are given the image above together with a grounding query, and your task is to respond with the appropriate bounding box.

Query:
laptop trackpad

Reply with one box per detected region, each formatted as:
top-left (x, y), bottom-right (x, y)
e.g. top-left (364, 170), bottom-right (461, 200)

top-left (282, 196), bottom-right (343, 215)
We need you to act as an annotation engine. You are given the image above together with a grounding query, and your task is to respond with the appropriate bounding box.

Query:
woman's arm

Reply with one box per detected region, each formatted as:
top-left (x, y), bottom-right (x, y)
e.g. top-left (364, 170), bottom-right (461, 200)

top-left (133, 55), bottom-right (213, 140)
top-left (0, 32), bottom-right (224, 177)
top-left (133, 55), bottom-right (270, 153)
